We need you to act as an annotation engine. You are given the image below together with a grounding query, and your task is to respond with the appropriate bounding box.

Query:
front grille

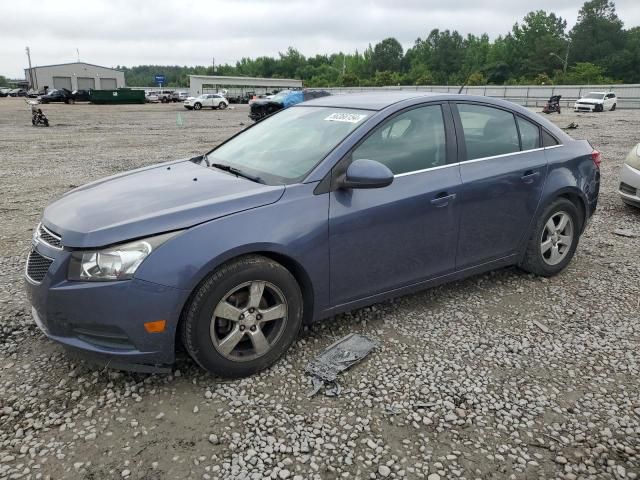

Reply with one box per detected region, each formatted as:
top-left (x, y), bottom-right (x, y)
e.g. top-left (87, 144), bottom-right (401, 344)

top-left (38, 224), bottom-right (62, 249)
top-left (620, 182), bottom-right (637, 196)
top-left (26, 249), bottom-right (54, 283)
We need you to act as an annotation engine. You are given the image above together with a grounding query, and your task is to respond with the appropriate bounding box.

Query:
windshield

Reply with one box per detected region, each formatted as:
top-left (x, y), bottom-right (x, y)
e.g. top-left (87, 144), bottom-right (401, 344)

top-left (584, 93), bottom-right (604, 100)
top-left (272, 91), bottom-right (292, 101)
top-left (209, 106), bottom-right (370, 184)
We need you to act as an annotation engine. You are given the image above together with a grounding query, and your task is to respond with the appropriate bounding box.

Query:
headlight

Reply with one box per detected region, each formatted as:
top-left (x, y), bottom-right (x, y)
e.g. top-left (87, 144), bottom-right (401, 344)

top-left (624, 144), bottom-right (640, 170)
top-left (68, 231), bottom-right (180, 281)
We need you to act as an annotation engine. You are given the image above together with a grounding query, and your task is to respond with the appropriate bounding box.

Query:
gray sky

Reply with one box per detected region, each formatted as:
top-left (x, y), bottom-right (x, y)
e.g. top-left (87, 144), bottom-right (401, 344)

top-left (2, 0), bottom-right (639, 78)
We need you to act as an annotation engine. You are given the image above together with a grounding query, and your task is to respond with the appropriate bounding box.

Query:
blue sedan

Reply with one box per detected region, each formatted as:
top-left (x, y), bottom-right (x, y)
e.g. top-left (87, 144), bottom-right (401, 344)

top-left (25, 92), bottom-right (600, 377)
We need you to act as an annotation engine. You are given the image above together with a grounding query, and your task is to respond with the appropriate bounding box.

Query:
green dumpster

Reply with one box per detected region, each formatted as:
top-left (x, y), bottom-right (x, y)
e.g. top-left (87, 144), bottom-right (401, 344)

top-left (90, 88), bottom-right (145, 105)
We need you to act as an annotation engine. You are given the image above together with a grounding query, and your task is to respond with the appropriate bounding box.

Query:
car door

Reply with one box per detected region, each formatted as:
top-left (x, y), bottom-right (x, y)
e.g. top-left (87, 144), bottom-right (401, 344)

top-left (452, 102), bottom-right (548, 269)
top-left (329, 103), bottom-right (462, 306)
top-left (605, 93), bottom-right (615, 110)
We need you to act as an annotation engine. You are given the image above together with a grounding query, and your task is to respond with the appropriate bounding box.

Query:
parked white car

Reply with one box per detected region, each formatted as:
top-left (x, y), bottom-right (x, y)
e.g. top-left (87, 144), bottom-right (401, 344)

top-left (619, 143), bottom-right (640, 208)
top-left (574, 92), bottom-right (617, 112)
top-left (184, 94), bottom-right (228, 111)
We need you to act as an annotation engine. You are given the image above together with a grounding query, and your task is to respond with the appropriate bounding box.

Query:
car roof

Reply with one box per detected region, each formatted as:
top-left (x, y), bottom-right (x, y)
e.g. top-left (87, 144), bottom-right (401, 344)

top-left (297, 91), bottom-right (573, 143)
top-left (300, 91), bottom-right (441, 110)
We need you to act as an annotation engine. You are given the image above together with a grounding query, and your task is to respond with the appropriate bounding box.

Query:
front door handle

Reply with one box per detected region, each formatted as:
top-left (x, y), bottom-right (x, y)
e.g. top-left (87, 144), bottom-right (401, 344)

top-left (430, 192), bottom-right (456, 207)
top-left (521, 170), bottom-right (540, 184)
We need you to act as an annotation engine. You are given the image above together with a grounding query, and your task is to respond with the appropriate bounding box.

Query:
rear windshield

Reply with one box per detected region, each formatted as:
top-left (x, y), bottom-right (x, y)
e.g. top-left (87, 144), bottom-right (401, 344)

top-left (209, 106), bottom-right (370, 184)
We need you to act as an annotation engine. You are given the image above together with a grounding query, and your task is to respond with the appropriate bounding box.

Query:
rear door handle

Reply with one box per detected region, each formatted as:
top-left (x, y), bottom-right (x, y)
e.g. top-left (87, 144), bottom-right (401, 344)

top-left (521, 170), bottom-right (540, 184)
top-left (430, 192), bottom-right (456, 207)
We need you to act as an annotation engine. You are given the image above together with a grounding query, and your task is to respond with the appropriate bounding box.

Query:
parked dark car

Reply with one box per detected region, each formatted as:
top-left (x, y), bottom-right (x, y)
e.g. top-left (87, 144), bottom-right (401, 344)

top-left (71, 89), bottom-right (91, 102)
top-left (249, 89), bottom-right (330, 121)
top-left (25, 92), bottom-right (600, 378)
top-left (28, 89), bottom-right (47, 98)
top-left (40, 88), bottom-right (73, 104)
top-left (9, 88), bottom-right (28, 97)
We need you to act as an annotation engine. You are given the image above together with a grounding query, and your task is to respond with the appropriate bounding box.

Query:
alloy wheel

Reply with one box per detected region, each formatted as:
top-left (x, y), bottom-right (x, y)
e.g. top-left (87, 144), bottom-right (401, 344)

top-left (210, 281), bottom-right (288, 362)
top-left (540, 211), bottom-right (574, 266)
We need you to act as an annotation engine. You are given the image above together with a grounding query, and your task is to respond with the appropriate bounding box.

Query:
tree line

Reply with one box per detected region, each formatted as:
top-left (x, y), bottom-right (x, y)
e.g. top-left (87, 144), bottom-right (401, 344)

top-left (120, 0), bottom-right (639, 88)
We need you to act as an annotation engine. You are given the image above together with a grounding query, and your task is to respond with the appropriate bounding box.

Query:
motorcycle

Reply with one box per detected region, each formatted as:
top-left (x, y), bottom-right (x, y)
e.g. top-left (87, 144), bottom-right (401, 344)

top-left (27, 100), bottom-right (49, 127)
top-left (542, 95), bottom-right (562, 114)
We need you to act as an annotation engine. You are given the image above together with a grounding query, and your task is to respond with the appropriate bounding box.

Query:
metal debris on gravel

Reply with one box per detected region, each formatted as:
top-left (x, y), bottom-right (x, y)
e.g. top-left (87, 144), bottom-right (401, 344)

top-left (306, 333), bottom-right (376, 396)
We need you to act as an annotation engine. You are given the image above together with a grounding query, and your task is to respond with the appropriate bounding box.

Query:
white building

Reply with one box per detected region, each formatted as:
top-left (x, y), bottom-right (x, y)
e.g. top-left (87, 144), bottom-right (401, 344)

top-left (24, 62), bottom-right (125, 91)
top-left (189, 75), bottom-right (302, 97)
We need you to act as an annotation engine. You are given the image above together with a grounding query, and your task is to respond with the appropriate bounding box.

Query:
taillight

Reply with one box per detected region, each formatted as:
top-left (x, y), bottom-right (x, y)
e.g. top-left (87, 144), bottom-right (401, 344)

top-left (591, 150), bottom-right (601, 169)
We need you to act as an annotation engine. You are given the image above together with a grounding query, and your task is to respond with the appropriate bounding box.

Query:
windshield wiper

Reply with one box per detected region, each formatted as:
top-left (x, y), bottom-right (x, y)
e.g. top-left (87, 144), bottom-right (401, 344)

top-left (210, 163), bottom-right (264, 184)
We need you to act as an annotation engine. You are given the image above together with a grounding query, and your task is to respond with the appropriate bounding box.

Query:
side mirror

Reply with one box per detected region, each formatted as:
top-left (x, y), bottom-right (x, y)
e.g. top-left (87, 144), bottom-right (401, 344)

top-left (339, 159), bottom-right (394, 189)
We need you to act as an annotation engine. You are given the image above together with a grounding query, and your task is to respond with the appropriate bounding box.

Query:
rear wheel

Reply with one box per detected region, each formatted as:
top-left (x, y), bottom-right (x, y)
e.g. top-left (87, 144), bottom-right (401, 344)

top-left (193, 102), bottom-right (202, 110)
top-left (218, 102), bottom-right (227, 110)
top-left (181, 255), bottom-right (303, 378)
top-left (519, 198), bottom-right (581, 277)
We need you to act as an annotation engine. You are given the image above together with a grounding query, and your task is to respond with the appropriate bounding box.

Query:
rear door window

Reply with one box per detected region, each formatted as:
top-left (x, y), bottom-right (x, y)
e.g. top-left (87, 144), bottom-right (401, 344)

top-left (542, 130), bottom-right (559, 147)
top-left (457, 104), bottom-right (519, 160)
top-left (517, 117), bottom-right (541, 150)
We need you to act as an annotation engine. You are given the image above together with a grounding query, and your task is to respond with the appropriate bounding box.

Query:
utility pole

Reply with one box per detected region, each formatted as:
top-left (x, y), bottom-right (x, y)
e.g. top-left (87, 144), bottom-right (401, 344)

top-left (563, 41), bottom-right (571, 75)
top-left (212, 57), bottom-right (215, 75)
top-left (550, 40), bottom-right (571, 76)
top-left (25, 46), bottom-right (35, 89)
top-left (77, 48), bottom-right (80, 62)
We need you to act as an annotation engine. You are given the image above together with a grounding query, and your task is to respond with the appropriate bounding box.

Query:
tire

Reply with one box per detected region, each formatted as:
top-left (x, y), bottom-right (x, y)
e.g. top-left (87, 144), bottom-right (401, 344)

top-left (519, 198), bottom-right (582, 277)
top-left (218, 102), bottom-right (227, 110)
top-left (595, 104), bottom-right (603, 112)
top-left (181, 255), bottom-right (303, 378)
top-left (44, 119), bottom-right (49, 127)
top-left (193, 102), bottom-right (202, 110)
top-left (611, 103), bottom-right (617, 111)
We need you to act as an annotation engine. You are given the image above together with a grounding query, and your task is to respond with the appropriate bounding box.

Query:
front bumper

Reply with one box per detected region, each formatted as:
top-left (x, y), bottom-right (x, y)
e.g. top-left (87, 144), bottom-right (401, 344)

top-left (619, 163), bottom-right (640, 207)
top-left (24, 242), bottom-right (189, 372)
top-left (574, 103), bottom-right (600, 112)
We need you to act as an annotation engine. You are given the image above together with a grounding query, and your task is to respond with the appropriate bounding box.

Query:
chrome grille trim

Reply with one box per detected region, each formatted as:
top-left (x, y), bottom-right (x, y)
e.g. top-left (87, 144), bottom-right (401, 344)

top-left (37, 224), bottom-right (63, 249)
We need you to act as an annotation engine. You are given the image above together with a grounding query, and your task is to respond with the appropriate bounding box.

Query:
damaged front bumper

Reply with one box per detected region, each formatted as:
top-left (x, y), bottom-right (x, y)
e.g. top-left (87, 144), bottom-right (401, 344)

top-left (24, 241), bottom-right (189, 373)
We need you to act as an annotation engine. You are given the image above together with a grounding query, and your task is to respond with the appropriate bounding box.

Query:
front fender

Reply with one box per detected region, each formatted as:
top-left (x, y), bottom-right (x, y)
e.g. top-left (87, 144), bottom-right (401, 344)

top-left (134, 183), bottom-right (330, 316)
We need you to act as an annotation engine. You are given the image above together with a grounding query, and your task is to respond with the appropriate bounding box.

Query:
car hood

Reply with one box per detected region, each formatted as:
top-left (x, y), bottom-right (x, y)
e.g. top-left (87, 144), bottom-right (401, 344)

top-left (42, 159), bottom-right (285, 248)
top-left (577, 98), bottom-right (603, 104)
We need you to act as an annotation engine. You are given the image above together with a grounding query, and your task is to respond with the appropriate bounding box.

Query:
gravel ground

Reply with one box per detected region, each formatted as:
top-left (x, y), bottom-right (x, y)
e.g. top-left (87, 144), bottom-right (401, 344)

top-left (0, 97), bottom-right (639, 480)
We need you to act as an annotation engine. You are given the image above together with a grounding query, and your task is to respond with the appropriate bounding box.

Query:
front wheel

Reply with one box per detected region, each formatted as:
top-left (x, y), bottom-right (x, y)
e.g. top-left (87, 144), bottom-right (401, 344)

top-left (193, 102), bottom-right (202, 110)
top-left (611, 103), bottom-right (617, 111)
top-left (181, 255), bottom-right (303, 378)
top-left (519, 198), bottom-right (582, 277)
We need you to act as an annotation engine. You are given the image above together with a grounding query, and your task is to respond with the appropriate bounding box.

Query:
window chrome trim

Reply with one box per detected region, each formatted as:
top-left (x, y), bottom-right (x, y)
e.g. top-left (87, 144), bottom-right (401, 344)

top-left (463, 147), bottom-right (546, 164)
top-left (393, 143), bottom-right (564, 177)
top-left (394, 162), bottom-right (459, 177)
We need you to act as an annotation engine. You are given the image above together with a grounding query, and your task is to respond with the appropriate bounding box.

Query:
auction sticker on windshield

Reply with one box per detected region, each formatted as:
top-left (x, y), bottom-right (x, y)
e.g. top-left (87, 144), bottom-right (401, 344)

top-left (324, 112), bottom-right (368, 123)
